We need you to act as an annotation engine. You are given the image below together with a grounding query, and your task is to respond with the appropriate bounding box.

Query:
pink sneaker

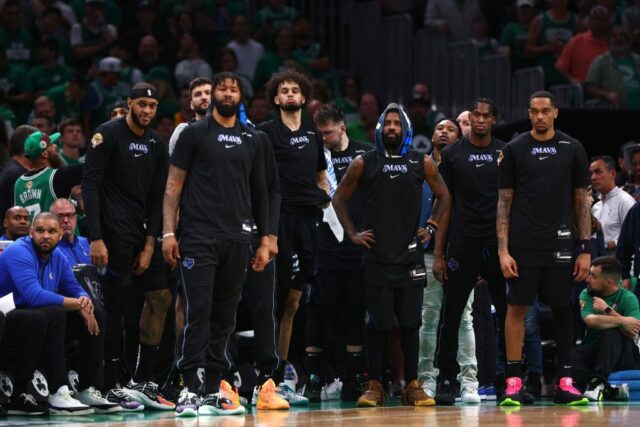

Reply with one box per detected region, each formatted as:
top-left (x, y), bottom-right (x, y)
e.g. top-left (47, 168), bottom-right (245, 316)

top-left (554, 377), bottom-right (588, 406)
top-left (499, 377), bottom-right (523, 406)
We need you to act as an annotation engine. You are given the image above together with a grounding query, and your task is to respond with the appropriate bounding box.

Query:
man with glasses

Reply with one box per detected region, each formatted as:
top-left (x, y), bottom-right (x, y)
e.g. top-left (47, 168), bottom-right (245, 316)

top-left (497, 90), bottom-right (591, 406)
top-left (50, 198), bottom-right (89, 265)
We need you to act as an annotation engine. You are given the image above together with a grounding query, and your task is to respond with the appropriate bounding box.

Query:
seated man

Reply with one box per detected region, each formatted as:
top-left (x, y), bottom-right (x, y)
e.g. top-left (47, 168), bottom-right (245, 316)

top-left (0, 206), bottom-right (30, 241)
top-left (0, 212), bottom-right (118, 414)
top-left (49, 199), bottom-right (89, 265)
top-left (572, 256), bottom-right (640, 401)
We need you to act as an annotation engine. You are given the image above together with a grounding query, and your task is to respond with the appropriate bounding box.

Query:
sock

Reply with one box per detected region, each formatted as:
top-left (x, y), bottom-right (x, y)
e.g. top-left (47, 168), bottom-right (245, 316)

top-left (506, 361), bottom-right (522, 379)
top-left (345, 351), bottom-right (364, 380)
top-left (400, 327), bottom-right (419, 384)
top-left (304, 351), bottom-right (326, 383)
top-left (133, 343), bottom-right (159, 383)
top-left (181, 369), bottom-right (199, 393)
top-left (551, 306), bottom-right (573, 379)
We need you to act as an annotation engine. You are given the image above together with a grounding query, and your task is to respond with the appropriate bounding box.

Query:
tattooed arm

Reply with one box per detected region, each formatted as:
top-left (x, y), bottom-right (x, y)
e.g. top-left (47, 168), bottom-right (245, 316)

top-left (423, 155), bottom-right (451, 282)
top-left (162, 165), bottom-right (187, 267)
top-left (497, 188), bottom-right (519, 278)
top-left (573, 187), bottom-right (591, 281)
top-left (332, 156), bottom-right (375, 249)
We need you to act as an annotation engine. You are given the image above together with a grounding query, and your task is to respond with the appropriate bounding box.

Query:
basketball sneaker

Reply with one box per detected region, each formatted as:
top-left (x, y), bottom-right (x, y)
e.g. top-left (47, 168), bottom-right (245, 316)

top-left (125, 381), bottom-right (175, 410)
top-left (402, 380), bottom-right (435, 406)
top-left (48, 385), bottom-right (93, 415)
top-left (198, 392), bottom-right (246, 416)
top-left (356, 380), bottom-right (385, 407)
top-left (277, 383), bottom-right (309, 406)
top-left (554, 377), bottom-right (588, 406)
top-left (321, 379), bottom-right (343, 401)
top-left (499, 377), bottom-right (523, 407)
top-left (105, 385), bottom-right (144, 411)
top-left (6, 393), bottom-right (49, 415)
top-left (76, 387), bottom-right (121, 413)
top-left (256, 379), bottom-right (289, 410)
top-left (175, 388), bottom-right (198, 417)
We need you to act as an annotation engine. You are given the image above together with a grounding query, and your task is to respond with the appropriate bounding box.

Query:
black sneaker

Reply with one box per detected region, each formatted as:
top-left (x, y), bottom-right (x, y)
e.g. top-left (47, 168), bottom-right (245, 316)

top-left (6, 393), bottom-right (49, 415)
top-left (522, 373), bottom-right (541, 404)
top-left (341, 374), bottom-right (367, 401)
top-left (435, 379), bottom-right (455, 406)
top-left (125, 381), bottom-right (176, 411)
top-left (303, 375), bottom-right (322, 403)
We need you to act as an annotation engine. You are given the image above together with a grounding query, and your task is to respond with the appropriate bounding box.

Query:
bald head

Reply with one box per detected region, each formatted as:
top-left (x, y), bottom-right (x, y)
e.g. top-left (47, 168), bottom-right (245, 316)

top-left (3, 206), bottom-right (30, 240)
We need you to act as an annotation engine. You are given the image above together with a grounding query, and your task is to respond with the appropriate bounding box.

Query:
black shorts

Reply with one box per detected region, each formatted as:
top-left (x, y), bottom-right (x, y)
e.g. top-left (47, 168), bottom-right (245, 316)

top-left (506, 265), bottom-right (574, 308)
top-left (312, 266), bottom-right (364, 306)
top-left (363, 259), bottom-right (427, 289)
top-left (366, 285), bottom-right (423, 331)
top-left (134, 244), bottom-right (174, 293)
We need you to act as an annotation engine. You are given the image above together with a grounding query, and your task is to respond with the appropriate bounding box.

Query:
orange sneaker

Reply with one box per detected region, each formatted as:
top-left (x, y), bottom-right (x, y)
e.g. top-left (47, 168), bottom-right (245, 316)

top-left (257, 379), bottom-right (290, 410)
top-left (402, 380), bottom-right (435, 406)
top-left (356, 380), bottom-right (385, 407)
top-left (219, 380), bottom-right (241, 407)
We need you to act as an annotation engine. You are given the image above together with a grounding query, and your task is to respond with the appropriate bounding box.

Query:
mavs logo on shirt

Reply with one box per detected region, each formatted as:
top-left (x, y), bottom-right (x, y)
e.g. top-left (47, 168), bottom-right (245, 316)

top-left (382, 164), bottom-right (408, 179)
top-left (531, 147), bottom-right (557, 156)
top-left (290, 136), bottom-right (310, 146)
top-left (129, 142), bottom-right (149, 155)
top-left (468, 154), bottom-right (494, 162)
top-left (218, 134), bottom-right (242, 145)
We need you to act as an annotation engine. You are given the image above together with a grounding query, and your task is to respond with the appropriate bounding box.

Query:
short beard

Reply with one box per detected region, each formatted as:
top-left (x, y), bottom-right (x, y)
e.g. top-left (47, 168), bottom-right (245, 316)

top-left (195, 105), bottom-right (208, 116)
top-left (131, 110), bottom-right (150, 129)
top-left (213, 98), bottom-right (239, 118)
top-left (281, 102), bottom-right (303, 112)
top-left (382, 133), bottom-right (402, 151)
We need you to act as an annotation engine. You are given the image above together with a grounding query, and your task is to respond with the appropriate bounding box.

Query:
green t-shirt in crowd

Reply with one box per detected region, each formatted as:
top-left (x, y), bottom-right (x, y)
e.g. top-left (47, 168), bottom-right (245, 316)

top-left (580, 286), bottom-right (640, 345)
top-left (500, 22), bottom-right (534, 70)
top-left (27, 64), bottom-right (73, 94)
top-left (0, 28), bottom-right (34, 67)
top-left (346, 120), bottom-right (373, 145)
top-left (613, 55), bottom-right (640, 110)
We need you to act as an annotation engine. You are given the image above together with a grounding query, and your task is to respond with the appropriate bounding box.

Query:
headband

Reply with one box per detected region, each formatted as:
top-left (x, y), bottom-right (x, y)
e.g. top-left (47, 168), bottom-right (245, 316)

top-left (130, 87), bottom-right (159, 100)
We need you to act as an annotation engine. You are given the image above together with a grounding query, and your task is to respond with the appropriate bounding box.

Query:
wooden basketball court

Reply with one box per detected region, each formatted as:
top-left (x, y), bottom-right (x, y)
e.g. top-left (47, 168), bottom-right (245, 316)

top-left (2, 401), bottom-right (639, 426)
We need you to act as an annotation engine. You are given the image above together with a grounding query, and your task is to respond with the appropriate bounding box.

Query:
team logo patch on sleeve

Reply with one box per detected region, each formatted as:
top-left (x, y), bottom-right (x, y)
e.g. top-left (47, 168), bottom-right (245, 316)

top-left (91, 133), bottom-right (103, 148)
top-left (447, 258), bottom-right (460, 272)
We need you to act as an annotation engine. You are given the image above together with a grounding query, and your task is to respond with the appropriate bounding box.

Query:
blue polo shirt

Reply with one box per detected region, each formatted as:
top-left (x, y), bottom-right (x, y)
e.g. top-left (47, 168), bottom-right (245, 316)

top-left (57, 236), bottom-right (91, 266)
top-left (0, 237), bottom-right (88, 307)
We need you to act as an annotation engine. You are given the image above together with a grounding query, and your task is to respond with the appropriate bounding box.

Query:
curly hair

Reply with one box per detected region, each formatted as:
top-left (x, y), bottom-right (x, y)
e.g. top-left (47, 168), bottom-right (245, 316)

top-left (265, 70), bottom-right (313, 109)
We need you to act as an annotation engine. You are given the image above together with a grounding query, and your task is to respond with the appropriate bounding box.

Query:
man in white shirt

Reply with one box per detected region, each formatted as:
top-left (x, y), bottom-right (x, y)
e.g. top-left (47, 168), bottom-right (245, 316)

top-left (590, 155), bottom-right (636, 251)
top-left (226, 15), bottom-right (264, 81)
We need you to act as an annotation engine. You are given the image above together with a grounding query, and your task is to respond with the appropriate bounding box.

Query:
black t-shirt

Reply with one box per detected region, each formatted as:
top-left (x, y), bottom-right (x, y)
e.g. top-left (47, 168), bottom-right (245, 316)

top-left (258, 117), bottom-right (330, 212)
top-left (82, 117), bottom-right (168, 245)
top-left (172, 116), bottom-right (268, 246)
top-left (360, 149), bottom-right (424, 265)
top-left (317, 140), bottom-right (369, 268)
top-left (439, 136), bottom-right (505, 245)
top-left (0, 159), bottom-right (27, 232)
top-left (250, 129), bottom-right (281, 245)
top-left (498, 130), bottom-right (590, 255)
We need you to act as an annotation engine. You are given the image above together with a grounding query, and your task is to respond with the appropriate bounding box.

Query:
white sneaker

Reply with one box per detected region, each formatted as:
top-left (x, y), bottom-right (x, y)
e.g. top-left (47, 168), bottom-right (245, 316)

top-left (461, 386), bottom-right (481, 404)
top-left (613, 383), bottom-right (630, 401)
top-left (283, 362), bottom-right (298, 391)
top-left (76, 387), bottom-right (121, 413)
top-left (321, 379), bottom-right (342, 401)
top-left (277, 383), bottom-right (309, 406)
top-left (583, 384), bottom-right (604, 401)
top-left (251, 386), bottom-right (259, 406)
top-left (48, 385), bottom-right (94, 415)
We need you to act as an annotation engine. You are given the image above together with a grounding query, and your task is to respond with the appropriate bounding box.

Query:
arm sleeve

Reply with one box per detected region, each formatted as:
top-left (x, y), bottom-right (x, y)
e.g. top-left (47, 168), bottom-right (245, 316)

top-left (8, 249), bottom-right (64, 307)
top-left (315, 129), bottom-right (327, 172)
top-left (81, 127), bottom-right (116, 241)
top-left (52, 165), bottom-right (84, 198)
top-left (146, 144), bottom-right (169, 238)
top-left (497, 143), bottom-right (515, 189)
top-left (57, 256), bottom-right (89, 299)
top-left (616, 205), bottom-right (637, 280)
top-left (257, 131), bottom-right (281, 235)
top-left (249, 139), bottom-right (269, 238)
top-left (572, 142), bottom-right (590, 188)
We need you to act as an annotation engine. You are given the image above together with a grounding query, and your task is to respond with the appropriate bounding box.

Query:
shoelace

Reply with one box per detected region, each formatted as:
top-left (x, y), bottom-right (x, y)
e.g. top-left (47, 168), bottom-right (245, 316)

top-left (90, 389), bottom-right (104, 400)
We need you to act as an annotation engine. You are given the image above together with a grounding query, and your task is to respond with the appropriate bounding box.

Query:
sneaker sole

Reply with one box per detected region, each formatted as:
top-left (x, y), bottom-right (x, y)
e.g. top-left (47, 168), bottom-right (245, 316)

top-left (125, 390), bottom-right (175, 410)
top-left (49, 407), bottom-right (95, 416)
top-left (257, 402), bottom-right (290, 410)
top-left (356, 399), bottom-right (380, 407)
top-left (554, 398), bottom-right (589, 406)
top-left (176, 407), bottom-right (198, 417)
top-left (92, 405), bottom-right (123, 414)
top-left (198, 405), bottom-right (246, 415)
top-left (7, 410), bottom-right (48, 415)
top-left (287, 398), bottom-right (309, 406)
top-left (499, 398), bottom-right (522, 407)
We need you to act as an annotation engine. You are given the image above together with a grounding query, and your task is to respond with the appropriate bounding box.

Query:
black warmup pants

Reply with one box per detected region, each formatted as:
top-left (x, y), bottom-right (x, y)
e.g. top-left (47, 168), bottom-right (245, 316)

top-left (275, 209), bottom-right (321, 317)
top-left (435, 244), bottom-right (506, 382)
top-left (473, 284), bottom-right (497, 386)
top-left (38, 305), bottom-right (106, 392)
top-left (0, 310), bottom-right (48, 395)
top-left (177, 239), bottom-right (249, 393)
top-left (572, 328), bottom-right (640, 390)
top-left (239, 258), bottom-right (279, 381)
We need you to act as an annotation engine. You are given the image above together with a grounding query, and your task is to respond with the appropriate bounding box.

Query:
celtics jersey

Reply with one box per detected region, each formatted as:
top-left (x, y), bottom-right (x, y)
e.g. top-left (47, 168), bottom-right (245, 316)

top-left (14, 167), bottom-right (58, 222)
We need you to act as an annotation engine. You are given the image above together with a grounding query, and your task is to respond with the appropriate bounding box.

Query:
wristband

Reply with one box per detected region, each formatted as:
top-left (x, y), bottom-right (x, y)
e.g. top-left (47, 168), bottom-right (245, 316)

top-left (604, 305), bottom-right (612, 314)
top-left (578, 239), bottom-right (591, 254)
top-left (425, 221), bottom-right (438, 236)
top-left (162, 232), bottom-right (175, 239)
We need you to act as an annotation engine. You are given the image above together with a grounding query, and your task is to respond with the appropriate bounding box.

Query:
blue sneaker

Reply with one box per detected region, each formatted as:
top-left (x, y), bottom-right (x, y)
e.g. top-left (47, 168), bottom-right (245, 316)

top-left (484, 385), bottom-right (497, 401)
